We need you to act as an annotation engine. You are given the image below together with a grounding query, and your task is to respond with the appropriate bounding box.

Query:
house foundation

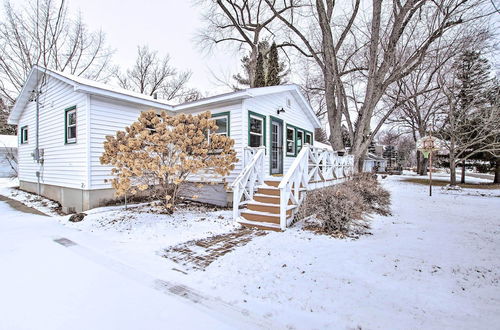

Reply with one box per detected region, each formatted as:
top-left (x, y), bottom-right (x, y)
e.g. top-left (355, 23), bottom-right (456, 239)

top-left (19, 180), bottom-right (232, 214)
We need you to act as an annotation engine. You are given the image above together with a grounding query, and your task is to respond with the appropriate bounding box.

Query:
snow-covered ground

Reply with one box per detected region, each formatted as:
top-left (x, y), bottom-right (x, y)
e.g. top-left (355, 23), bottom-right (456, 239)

top-left (0, 175), bottom-right (499, 329)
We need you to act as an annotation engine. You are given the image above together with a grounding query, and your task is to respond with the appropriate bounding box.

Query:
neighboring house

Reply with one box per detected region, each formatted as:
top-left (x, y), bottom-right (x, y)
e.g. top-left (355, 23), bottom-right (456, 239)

top-left (363, 153), bottom-right (387, 173)
top-left (8, 66), bottom-right (323, 215)
top-left (0, 135), bottom-right (17, 177)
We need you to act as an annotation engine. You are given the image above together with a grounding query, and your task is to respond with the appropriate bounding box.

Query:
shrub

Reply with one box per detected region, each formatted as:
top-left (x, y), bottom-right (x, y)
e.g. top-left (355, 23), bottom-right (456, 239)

top-left (100, 110), bottom-right (237, 213)
top-left (297, 174), bottom-right (391, 236)
top-left (348, 174), bottom-right (391, 216)
top-left (297, 184), bottom-right (366, 236)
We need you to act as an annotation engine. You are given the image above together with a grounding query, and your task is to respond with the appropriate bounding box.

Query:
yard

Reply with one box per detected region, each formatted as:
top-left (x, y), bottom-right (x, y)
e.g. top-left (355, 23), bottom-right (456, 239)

top-left (0, 174), bottom-right (499, 329)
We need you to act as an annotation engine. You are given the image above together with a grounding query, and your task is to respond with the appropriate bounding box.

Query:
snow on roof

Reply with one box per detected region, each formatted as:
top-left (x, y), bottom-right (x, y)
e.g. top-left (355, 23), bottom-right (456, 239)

top-left (0, 135), bottom-right (17, 148)
top-left (8, 66), bottom-right (321, 128)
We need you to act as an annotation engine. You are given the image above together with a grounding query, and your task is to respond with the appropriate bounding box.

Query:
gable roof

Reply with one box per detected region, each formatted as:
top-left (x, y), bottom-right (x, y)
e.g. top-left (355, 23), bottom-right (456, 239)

top-left (8, 66), bottom-right (321, 128)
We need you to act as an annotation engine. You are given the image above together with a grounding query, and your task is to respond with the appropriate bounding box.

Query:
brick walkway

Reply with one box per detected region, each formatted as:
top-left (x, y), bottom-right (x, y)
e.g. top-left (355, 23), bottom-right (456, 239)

top-left (162, 229), bottom-right (268, 271)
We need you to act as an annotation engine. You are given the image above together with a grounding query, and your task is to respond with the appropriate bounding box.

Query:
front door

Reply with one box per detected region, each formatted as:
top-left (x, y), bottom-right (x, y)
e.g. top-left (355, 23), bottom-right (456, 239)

top-left (270, 118), bottom-right (283, 175)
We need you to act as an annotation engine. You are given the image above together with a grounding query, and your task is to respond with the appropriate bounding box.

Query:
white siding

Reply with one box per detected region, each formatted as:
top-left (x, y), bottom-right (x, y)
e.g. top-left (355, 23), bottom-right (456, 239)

top-left (17, 76), bottom-right (88, 189)
top-left (180, 101), bottom-right (244, 185)
top-left (89, 95), bottom-right (157, 189)
top-left (243, 91), bottom-right (316, 176)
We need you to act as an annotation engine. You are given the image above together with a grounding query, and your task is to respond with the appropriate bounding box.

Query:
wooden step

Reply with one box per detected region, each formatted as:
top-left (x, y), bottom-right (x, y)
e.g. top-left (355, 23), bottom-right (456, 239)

top-left (253, 194), bottom-right (293, 205)
top-left (247, 201), bottom-right (294, 215)
top-left (264, 180), bottom-right (280, 187)
top-left (238, 218), bottom-right (282, 232)
top-left (240, 210), bottom-right (283, 224)
top-left (257, 187), bottom-right (280, 196)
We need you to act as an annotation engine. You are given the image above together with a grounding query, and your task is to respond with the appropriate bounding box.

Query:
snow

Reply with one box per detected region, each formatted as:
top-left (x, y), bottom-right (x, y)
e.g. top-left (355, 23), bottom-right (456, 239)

top-left (1, 175), bottom-right (499, 329)
top-left (0, 134), bottom-right (17, 148)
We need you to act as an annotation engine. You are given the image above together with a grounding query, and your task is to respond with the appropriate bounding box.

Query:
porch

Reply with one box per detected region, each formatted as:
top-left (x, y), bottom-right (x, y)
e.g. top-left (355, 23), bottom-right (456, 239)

top-left (232, 145), bottom-right (355, 231)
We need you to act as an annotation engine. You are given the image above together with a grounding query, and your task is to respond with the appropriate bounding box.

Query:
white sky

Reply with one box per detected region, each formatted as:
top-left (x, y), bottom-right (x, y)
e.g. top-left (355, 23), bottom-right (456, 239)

top-left (70, 0), bottom-right (241, 95)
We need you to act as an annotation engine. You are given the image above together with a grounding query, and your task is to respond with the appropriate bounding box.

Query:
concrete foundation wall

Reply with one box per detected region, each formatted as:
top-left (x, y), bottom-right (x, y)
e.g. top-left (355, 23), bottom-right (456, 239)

top-left (20, 180), bottom-right (231, 213)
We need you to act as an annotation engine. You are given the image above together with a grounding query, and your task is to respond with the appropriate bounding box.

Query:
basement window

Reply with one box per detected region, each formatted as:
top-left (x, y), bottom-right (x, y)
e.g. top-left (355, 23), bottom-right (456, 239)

top-left (20, 126), bottom-right (28, 144)
top-left (65, 106), bottom-right (77, 144)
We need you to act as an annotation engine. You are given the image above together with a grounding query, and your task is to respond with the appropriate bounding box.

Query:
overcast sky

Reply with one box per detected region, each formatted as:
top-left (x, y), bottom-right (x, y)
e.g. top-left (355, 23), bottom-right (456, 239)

top-left (70, 0), bottom-right (241, 95)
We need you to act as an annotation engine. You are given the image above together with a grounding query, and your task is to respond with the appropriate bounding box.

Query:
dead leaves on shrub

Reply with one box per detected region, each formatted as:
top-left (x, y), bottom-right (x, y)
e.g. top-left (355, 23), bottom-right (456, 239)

top-left (297, 173), bottom-right (391, 237)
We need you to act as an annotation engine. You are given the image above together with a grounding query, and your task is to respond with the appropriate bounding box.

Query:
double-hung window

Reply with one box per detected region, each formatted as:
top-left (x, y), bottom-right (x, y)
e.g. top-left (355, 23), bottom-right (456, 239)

top-left (249, 112), bottom-right (265, 147)
top-left (296, 130), bottom-right (304, 153)
top-left (20, 126), bottom-right (28, 144)
top-left (65, 106), bottom-right (77, 144)
top-left (286, 126), bottom-right (295, 156)
top-left (212, 112), bottom-right (230, 137)
top-left (305, 132), bottom-right (312, 145)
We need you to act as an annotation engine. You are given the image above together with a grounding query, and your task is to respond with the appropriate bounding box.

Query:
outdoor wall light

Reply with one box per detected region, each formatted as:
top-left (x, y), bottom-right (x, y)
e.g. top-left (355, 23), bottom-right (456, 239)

top-left (277, 107), bottom-right (286, 115)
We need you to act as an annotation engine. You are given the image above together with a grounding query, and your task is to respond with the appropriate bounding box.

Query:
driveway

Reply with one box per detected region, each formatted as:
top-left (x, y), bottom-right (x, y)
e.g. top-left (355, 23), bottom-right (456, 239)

top-left (0, 197), bottom-right (262, 330)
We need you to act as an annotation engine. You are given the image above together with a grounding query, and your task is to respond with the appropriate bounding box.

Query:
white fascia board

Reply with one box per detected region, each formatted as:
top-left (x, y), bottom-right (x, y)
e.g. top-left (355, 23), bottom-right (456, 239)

top-left (172, 92), bottom-right (251, 111)
top-left (73, 84), bottom-right (175, 112)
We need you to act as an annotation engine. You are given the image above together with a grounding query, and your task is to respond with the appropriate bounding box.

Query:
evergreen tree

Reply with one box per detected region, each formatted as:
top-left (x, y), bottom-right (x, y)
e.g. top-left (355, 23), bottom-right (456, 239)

top-left (266, 42), bottom-right (280, 86)
top-left (254, 52), bottom-right (266, 87)
top-left (314, 127), bottom-right (328, 143)
top-left (454, 50), bottom-right (494, 183)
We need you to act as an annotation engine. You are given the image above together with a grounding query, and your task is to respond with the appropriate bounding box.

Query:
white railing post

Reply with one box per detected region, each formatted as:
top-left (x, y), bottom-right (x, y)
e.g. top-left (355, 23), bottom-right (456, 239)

top-left (232, 185), bottom-right (240, 220)
top-left (231, 146), bottom-right (266, 222)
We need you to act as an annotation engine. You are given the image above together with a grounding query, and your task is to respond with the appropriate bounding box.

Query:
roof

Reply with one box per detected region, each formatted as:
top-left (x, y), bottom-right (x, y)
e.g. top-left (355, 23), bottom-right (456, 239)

top-left (8, 66), bottom-right (321, 128)
top-left (0, 135), bottom-right (17, 148)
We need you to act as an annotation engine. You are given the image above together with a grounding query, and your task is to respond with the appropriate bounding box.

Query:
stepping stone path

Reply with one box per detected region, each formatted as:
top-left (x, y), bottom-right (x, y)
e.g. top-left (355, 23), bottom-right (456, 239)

top-left (162, 228), bottom-right (268, 271)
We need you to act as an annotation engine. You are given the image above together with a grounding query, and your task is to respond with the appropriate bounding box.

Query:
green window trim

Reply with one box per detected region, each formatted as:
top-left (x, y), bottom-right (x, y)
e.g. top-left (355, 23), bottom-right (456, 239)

top-left (248, 110), bottom-right (267, 147)
top-left (285, 124), bottom-right (296, 157)
top-left (64, 105), bottom-right (77, 144)
top-left (211, 111), bottom-right (231, 137)
top-left (285, 123), bottom-right (313, 157)
top-left (20, 126), bottom-right (28, 144)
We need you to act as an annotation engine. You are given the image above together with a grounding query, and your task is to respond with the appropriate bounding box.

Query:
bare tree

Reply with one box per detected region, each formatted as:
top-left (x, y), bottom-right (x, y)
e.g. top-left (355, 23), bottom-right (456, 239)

top-left (437, 61), bottom-right (500, 185)
top-left (0, 0), bottom-right (115, 106)
top-left (264, 0), bottom-right (493, 170)
top-left (115, 45), bottom-right (200, 103)
top-left (197, 0), bottom-right (292, 87)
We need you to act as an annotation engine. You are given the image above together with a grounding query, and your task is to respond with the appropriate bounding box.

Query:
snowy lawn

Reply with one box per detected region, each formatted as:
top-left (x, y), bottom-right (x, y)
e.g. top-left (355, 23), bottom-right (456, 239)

top-left (0, 175), bottom-right (499, 329)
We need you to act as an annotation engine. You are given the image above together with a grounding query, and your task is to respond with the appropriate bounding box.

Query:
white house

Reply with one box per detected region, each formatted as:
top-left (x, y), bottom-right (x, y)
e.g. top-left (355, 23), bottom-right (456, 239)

top-left (9, 66), bottom-right (354, 230)
top-left (0, 134), bottom-right (17, 177)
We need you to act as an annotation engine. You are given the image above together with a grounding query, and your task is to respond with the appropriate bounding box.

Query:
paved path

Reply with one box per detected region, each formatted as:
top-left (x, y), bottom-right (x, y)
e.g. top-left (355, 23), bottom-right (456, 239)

top-left (0, 198), bottom-right (272, 330)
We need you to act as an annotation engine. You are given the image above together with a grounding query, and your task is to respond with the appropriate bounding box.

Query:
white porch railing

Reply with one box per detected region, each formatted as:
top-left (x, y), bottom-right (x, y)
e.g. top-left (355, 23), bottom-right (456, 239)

top-left (231, 146), bottom-right (266, 220)
top-left (278, 144), bottom-right (354, 230)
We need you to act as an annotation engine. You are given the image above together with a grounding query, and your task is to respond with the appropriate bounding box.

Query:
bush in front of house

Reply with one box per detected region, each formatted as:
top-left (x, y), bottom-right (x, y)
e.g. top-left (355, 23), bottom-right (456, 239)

top-left (349, 173), bottom-right (391, 216)
top-left (100, 110), bottom-right (237, 213)
top-left (297, 174), bottom-right (391, 236)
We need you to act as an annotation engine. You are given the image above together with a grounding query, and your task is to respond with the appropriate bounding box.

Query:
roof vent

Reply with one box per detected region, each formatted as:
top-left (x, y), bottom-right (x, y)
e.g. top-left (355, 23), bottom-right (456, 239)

top-left (286, 98), bottom-right (291, 107)
top-left (153, 93), bottom-right (158, 100)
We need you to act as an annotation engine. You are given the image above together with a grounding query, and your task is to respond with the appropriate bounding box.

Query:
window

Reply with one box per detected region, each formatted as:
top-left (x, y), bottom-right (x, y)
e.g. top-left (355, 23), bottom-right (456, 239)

top-left (248, 112), bottom-right (266, 147)
top-left (286, 126), bottom-right (295, 156)
top-left (296, 130), bottom-right (304, 153)
top-left (305, 132), bottom-right (312, 145)
top-left (20, 126), bottom-right (28, 144)
top-left (212, 112), bottom-right (230, 136)
top-left (65, 106), bottom-right (77, 144)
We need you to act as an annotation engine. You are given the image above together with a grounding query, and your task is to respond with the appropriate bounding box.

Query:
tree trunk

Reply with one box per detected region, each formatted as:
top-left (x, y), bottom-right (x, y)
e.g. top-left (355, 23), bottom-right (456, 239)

top-left (416, 151), bottom-right (421, 174)
top-left (460, 159), bottom-right (466, 184)
top-left (494, 158), bottom-right (500, 184)
top-left (450, 157), bottom-right (457, 186)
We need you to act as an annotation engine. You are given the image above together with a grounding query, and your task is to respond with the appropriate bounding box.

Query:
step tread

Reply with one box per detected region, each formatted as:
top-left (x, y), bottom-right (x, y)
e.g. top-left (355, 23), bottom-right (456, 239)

top-left (237, 218), bottom-right (281, 230)
top-left (247, 201), bottom-right (297, 209)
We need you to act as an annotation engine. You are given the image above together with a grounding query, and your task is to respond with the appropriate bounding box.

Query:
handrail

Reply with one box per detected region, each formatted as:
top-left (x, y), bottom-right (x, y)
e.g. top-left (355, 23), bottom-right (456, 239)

top-left (232, 146), bottom-right (266, 221)
top-left (277, 144), bottom-right (354, 230)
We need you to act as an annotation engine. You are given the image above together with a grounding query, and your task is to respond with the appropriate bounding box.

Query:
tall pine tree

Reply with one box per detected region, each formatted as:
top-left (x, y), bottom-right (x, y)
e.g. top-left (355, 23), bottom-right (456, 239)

top-left (266, 42), bottom-right (280, 86)
top-left (254, 52), bottom-right (266, 87)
